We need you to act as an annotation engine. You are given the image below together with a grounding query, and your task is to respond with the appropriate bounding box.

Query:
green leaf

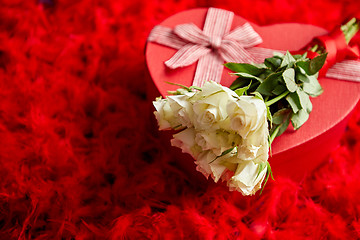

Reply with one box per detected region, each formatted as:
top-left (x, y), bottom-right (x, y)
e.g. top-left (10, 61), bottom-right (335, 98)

top-left (286, 92), bottom-right (302, 113)
top-left (264, 56), bottom-right (282, 71)
top-left (296, 53), bottom-right (327, 75)
top-left (293, 53), bottom-right (307, 60)
top-left (256, 72), bottom-right (282, 96)
top-left (269, 112), bottom-right (291, 141)
top-left (296, 64), bottom-right (307, 75)
top-left (229, 78), bottom-right (252, 91)
top-left (224, 62), bottom-right (265, 76)
top-left (252, 91), bottom-right (264, 101)
top-left (291, 108), bottom-right (309, 129)
top-left (309, 53), bottom-right (328, 74)
top-left (272, 84), bottom-right (287, 95)
top-left (277, 112), bottom-right (291, 137)
top-left (302, 74), bottom-right (323, 97)
top-left (234, 81), bottom-right (252, 96)
top-left (297, 89), bottom-right (313, 113)
top-left (272, 108), bottom-right (291, 125)
top-left (295, 71), bottom-right (310, 83)
top-left (232, 72), bottom-right (262, 82)
top-left (296, 61), bottom-right (310, 75)
top-left (280, 51), bottom-right (296, 68)
top-left (282, 68), bottom-right (298, 92)
top-left (234, 88), bottom-right (246, 96)
top-left (258, 69), bottom-right (273, 80)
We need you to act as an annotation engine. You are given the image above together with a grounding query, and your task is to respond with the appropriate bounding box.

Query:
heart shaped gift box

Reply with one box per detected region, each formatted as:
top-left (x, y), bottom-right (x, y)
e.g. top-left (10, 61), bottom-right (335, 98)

top-left (145, 8), bottom-right (360, 182)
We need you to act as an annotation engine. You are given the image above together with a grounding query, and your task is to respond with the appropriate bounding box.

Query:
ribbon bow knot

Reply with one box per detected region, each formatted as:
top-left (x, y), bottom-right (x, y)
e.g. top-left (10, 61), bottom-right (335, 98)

top-left (149, 8), bottom-right (262, 86)
top-left (209, 35), bottom-right (222, 49)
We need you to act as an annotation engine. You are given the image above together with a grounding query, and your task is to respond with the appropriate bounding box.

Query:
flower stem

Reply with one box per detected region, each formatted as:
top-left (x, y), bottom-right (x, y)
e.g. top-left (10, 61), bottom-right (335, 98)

top-left (269, 124), bottom-right (281, 145)
top-left (265, 91), bottom-right (290, 107)
top-left (341, 18), bottom-right (360, 44)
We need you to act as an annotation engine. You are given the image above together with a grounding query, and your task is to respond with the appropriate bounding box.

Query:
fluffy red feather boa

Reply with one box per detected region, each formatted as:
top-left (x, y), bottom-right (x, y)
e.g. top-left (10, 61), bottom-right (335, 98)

top-left (0, 0), bottom-right (359, 239)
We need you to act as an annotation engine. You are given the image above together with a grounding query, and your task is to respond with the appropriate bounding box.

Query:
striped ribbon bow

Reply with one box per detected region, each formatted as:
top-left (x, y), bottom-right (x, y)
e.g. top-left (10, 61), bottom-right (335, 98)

top-left (148, 8), bottom-right (262, 87)
top-left (148, 8), bottom-right (360, 86)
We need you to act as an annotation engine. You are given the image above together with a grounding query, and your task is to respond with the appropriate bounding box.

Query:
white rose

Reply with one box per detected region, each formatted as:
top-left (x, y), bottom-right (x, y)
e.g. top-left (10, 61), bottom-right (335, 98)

top-left (154, 82), bottom-right (272, 195)
top-left (221, 137), bottom-right (269, 196)
top-left (153, 92), bottom-right (195, 130)
top-left (195, 130), bottom-right (241, 156)
top-left (236, 143), bottom-right (269, 162)
top-left (238, 121), bottom-right (269, 163)
top-left (167, 93), bottom-right (195, 128)
top-left (226, 95), bottom-right (269, 162)
top-left (191, 81), bottom-right (238, 130)
top-left (228, 160), bottom-right (267, 196)
top-left (195, 150), bottom-right (228, 182)
top-left (227, 96), bottom-right (267, 139)
top-left (153, 98), bottom-right (177, 130)
top-left (171, 128), bottom-right (201, 157)
top-left (243, 118), bottom-right (268, 148)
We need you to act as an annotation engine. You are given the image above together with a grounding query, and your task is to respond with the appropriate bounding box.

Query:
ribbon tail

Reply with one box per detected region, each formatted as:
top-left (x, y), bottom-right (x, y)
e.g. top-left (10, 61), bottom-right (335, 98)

top-left (193, 53), bottom-right (224, 87)
top-left (165, 44), bottom-right (211, 69)
top-left (326, 60), bottom-right (360, 82)
top-left (148, 25), bottom-right (188, 50)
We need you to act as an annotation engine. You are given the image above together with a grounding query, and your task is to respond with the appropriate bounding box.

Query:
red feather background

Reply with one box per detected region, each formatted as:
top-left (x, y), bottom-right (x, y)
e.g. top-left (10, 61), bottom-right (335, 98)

top-left (0, 0), bottom-right (360, 239)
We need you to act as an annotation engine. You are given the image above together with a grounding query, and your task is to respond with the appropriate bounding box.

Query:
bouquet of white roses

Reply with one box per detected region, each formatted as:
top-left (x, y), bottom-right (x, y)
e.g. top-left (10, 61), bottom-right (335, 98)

top-left (154, 81), bottom-right (269, 195)
top-left (153, 50), bottom-right (329, 196)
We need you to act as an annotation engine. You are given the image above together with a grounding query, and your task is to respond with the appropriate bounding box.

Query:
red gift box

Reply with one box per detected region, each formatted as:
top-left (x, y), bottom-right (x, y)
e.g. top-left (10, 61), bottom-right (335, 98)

top-left (145, 8), bottom-right (360, 182)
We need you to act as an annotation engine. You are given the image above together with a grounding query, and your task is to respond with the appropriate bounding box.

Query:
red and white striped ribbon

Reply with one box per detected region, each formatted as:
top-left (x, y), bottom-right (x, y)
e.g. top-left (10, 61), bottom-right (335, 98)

top-left (148, 8), bottom-right (360, 86)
